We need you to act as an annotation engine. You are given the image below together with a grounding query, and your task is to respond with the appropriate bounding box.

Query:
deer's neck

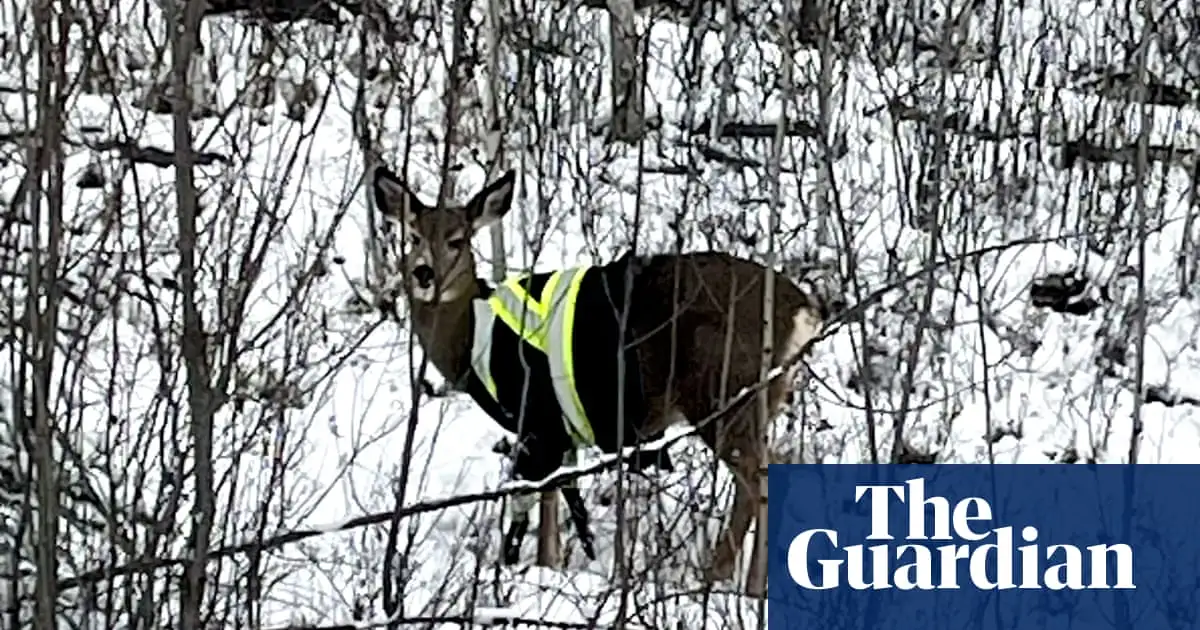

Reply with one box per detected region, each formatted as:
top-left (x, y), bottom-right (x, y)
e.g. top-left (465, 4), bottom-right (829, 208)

top-left (407, 280), bottom-right (487, 385)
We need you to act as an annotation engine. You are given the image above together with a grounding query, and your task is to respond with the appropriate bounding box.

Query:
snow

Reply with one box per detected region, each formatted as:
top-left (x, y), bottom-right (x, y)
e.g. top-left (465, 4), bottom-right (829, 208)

top-left (2, 0), bottom-right (1200, 627)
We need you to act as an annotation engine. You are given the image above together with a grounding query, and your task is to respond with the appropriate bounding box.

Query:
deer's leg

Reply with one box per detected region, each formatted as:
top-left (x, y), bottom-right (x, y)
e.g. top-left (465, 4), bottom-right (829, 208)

top-left (628, 427), bottom-right (674, 473)
top-left (497, 436), bottom-right (534, 565)
top-left (560, 485), bottom-right (594, 561)
top-left (559, 449), bottom-right (596, 562)
top-left (536, 492), bottom-right (563, 568)
top-left (701, 407), bottom-right (763, 586)
top-left (502, 438), bottom-right (576, 569)
top-left (701, 374), bottom-right (791, 596)
top-left (744, 375), bottom-right (797, 597)
top-left (503, 491), bottom-right (539, 565)
top-left (502, 437), bottom-right (565, 567)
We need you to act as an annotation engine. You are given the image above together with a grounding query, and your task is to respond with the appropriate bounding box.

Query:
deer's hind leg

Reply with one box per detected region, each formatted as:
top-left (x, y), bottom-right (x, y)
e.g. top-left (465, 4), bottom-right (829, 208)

top-left (698, 405), bottom-right (764, 587)
top-left (698, 372), bottom-right (794, 597)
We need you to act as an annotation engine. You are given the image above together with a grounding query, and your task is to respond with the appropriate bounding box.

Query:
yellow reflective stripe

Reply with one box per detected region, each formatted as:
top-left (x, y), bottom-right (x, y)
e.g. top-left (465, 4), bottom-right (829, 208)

top-left (487, 294), bottom-right (535, 351)
top-left (503, 276), bottom-right (547, 318)
top-left (489, 276), bottom-right (551, 352)
top-left (557, 269), bottom-right (593, 445)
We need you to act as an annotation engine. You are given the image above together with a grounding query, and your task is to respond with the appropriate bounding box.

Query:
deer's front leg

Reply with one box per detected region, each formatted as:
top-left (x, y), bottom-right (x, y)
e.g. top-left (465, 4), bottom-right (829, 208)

top-left (499, 437), bottom-right (561, 566)
top-left (559, 449), bottom-right (596, 562)
top-left (502, 492), bottom-right (538, 565)
top-left (627, 431), bottom-right (674, 474)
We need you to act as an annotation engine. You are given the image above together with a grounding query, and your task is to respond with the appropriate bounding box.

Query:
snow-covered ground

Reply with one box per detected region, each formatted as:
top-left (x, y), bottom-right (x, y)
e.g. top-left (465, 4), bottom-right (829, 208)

top-left (2, 0), bottom-right (1199, 627)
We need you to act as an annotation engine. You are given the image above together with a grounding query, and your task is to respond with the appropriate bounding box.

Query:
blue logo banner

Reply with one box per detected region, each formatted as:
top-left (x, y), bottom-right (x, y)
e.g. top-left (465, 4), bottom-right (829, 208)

top-left (767, 464), bottom-right (1200, 630)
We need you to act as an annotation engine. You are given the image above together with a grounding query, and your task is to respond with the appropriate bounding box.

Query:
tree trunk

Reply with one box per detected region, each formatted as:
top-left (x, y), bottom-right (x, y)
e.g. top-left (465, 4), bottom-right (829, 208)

top-left (167, 2), bottom-right (219, 630)
top-left (27, 0), bottom-right (69, 625)
top-left (606, 0), bottom-right (646, 144)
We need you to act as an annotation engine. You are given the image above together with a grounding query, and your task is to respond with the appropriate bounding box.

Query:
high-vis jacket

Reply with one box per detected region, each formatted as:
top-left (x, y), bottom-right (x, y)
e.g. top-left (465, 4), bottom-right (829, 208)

top-left (455, 254), bottom-right (676, 505)
top-left (462, 258), bottom-right (651, 473)
top-left (471, 266), bottom-right (596, 448)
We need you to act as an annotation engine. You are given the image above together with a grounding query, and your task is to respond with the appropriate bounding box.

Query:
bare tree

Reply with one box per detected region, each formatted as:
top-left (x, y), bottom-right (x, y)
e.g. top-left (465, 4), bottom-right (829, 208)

top-left (606, 0), bottom-right (647, 144)
top-left (3, 0), bottom-right (1195, 626)
top-left (163, 2), bottom-right (218, 629)
top-left (1, 1), bottom-right (379, 627)
top-left (20, 0), bottom-right (69, 626)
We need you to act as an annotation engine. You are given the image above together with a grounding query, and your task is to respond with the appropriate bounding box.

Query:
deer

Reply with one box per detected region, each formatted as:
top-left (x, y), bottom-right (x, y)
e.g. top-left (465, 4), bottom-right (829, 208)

top-left (371, 163), bottom-right (846, 595)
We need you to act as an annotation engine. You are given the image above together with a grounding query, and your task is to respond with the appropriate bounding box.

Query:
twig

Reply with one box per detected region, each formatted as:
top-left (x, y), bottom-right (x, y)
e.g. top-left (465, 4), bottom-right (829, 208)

top-left (267, 611), bottom-right (653, 630)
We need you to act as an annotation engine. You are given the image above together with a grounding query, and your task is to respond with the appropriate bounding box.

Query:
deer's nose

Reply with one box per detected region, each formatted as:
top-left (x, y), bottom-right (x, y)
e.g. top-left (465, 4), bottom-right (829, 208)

top-left (412, 265), bottom-right (435, 288)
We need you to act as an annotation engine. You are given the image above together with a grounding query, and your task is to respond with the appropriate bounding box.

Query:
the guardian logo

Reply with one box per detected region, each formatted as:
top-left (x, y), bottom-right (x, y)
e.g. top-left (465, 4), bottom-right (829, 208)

top-left (788, 478), bottom-right (1137, 591)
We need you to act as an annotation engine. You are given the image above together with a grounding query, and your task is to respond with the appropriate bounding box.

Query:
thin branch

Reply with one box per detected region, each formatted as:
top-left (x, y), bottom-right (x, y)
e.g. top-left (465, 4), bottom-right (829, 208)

top-left (268, 611), bottom-right (654, 630)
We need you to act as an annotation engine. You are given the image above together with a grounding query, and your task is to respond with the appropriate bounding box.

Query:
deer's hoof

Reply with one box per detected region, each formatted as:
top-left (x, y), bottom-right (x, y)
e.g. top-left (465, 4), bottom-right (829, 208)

top-left (704, 545), bottom-right (738, 585)
top-left (703, 564), bottom-right (735, 588)
top-left (577, 531), bottom-right (597, 561)
top-left (705, 546), bottom-right (768, 598)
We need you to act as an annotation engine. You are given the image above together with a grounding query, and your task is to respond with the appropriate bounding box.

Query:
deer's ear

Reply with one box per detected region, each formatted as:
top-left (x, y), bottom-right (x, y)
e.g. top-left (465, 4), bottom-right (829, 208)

top-left (372, 165), bottom-right (424, 224)
top-left (467, 170), bottom-right (516, 231)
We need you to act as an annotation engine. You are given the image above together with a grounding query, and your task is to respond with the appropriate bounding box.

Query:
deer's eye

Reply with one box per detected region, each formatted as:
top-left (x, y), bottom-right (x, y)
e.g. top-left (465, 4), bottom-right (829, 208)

top-left (447, 237), bottom-right (468, 250)
top-left (406, 233), bottom-right (422, 247)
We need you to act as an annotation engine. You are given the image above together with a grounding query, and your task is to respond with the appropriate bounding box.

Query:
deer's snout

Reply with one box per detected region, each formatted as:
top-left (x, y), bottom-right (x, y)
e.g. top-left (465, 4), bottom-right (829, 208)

top-left (412, 265), bottom-right (435, 288)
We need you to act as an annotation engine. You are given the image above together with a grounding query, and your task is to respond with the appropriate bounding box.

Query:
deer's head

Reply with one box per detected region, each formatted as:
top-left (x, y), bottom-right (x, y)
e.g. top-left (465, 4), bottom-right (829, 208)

top-left (372, 166), bottom-right (516, 303)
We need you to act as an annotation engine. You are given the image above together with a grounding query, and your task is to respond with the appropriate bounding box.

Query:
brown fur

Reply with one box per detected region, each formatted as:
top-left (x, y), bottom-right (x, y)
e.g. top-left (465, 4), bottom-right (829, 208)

top-left (620, 252), bottom-right (824, 594)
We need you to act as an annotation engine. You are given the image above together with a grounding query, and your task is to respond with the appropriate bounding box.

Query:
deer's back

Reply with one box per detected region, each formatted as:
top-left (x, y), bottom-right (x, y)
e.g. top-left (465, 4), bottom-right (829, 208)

top-left (465, 251), bottom-right (819, 459)
top-left (621, 251), bottom-right (818, 424)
